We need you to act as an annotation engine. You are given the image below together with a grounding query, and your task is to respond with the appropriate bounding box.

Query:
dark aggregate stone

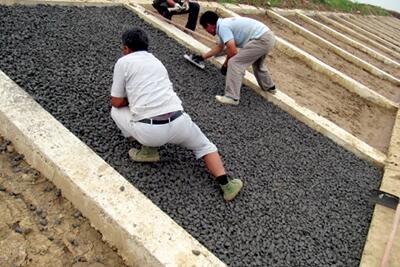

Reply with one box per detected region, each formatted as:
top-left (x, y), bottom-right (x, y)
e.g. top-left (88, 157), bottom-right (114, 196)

top-left (0, 5), bottom-right (382, 267)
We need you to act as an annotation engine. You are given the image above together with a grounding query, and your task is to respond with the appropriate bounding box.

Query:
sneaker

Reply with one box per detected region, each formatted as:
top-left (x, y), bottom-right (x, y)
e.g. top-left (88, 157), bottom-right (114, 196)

top-left (215, 95), bottom-right (239, 106)
top-left (128, 146), bottom-right (160, 163)
top-left (220, 179), bottom-right (243, 201)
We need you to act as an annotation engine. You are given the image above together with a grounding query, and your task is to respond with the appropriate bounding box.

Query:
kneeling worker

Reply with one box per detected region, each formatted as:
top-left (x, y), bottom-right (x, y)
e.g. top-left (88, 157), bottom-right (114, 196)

top-left (110, 28), bottom-right (243, 201)
top-left (192, 11), bottom-right (276, 106)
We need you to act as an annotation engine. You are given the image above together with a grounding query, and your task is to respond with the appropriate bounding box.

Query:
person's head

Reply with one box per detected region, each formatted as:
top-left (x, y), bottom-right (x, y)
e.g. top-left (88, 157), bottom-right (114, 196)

top-left (200, 11), bottom-right (219, 36)
top-left (121, 28), bottom-right (149, 55)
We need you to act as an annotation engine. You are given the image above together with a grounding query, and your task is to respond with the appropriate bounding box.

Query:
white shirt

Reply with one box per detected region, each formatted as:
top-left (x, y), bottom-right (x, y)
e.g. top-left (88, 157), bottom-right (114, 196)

top-left (111, 51), bottom-right (183, 121)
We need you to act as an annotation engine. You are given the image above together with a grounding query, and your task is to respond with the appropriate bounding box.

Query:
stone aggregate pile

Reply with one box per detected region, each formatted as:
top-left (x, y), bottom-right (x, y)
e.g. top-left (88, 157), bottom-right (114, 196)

top-left (0, 4), bottom-right (382, 266)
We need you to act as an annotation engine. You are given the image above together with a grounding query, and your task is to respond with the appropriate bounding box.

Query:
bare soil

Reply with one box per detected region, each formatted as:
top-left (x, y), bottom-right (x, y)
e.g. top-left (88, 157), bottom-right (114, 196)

top-left (257, 16), bottom-right (400, 103)
top-left (357, 17), bottom-right (400, 42)
top-left (320, 15), bottom-right (400, 62)
top-left (0, 137), bottom-right (127, 267)
top-left (287, 16), bottom-right (400, 80)
top-left (267, 49), bottom-right (395, 153)
top-left (344, 16), bottom-right (400, 48)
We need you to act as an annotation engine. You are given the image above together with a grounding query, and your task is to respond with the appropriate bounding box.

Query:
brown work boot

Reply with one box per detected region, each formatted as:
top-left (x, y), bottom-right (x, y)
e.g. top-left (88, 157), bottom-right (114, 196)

top-left (128, 146), bottom-right (160, 163)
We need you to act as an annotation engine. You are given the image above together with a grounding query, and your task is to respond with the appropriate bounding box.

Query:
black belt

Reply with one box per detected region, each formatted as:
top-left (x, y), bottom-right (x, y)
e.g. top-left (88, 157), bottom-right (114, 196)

top-left (138, 111), bottom-right (183, 125)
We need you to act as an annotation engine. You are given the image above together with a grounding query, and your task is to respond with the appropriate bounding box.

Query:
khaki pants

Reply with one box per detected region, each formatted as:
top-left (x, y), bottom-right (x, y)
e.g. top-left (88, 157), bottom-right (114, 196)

top-left (225, 31), bottom-right (275, 100)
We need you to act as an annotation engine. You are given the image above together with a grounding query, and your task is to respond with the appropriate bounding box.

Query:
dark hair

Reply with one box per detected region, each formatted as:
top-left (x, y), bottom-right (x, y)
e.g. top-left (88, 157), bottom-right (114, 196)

top-left (121, 28), bottom-right (149, 51)
top-left (200, 11), bottom-right (219, 28)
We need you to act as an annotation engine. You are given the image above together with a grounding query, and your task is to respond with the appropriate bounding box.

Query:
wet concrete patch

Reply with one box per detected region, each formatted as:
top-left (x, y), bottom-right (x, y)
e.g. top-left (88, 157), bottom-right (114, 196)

top-left (0, 4), bottom-right (382, 266)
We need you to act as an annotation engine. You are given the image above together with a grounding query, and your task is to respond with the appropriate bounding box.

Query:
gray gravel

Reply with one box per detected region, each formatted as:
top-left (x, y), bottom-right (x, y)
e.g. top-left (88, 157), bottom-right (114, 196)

top-left (0, 5), bottom-right (382, 266)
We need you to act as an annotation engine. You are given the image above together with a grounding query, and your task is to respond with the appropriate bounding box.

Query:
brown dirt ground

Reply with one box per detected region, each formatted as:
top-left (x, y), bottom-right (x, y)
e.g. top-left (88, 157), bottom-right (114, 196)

top-left (356, 17), bottom-right (400, 42)
top-left (344, 16), bottom-right (400, 48)
top-left (375, 17), bottom-right (400, 35)
top-left (323, 15), bottom-right (400, 62)
top-left (267, 49), bottom-right (395, 153)
top-left (247, 13), bottom-right (400, 102)
top-left (0, 136), bottom-right (127, 267)
top-left (311, 16), bottom-right (400, 63)
top-left (287, 16), bottom-right (400, 80)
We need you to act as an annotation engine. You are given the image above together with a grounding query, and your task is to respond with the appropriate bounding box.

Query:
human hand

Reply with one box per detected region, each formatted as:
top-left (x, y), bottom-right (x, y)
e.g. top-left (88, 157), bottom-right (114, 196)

top-left (220, 65), bottom-right (227, 76)
top-left (182, 1), bottom-right (189, 10)
top-left (192, 54), bottom-right (204, 62)
top-left (174, 3), bottom-right (185, 11)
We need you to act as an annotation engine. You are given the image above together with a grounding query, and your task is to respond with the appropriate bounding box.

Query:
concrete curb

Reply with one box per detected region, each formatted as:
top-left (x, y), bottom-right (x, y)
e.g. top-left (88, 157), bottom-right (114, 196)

top-left (316, 14), bottom-right (400, 67)
top-left (332, 14), bottom-right (400, 55)
top-left (265, 10), bottom-right (399, 110)
top-left (361, 108), bottom-right (400, 267)
top-left (383, 17), bottom-right (400, 32)
top-left (357, 16), bottom-right (400, 42)
top-left (294, 12), bottom-right (400, 84)
top-left (346, 15), bottom-right (400, 49)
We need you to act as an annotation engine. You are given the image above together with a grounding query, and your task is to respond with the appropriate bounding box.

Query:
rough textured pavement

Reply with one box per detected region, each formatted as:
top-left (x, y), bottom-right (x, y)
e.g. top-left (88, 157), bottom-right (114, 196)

top-left (0, 5), bottom-right (382, 267)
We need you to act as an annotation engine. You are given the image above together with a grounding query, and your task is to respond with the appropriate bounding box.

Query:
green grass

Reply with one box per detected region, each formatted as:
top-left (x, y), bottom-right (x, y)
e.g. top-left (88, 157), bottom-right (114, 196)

top-left (216, 0), bottom-right (389, 15)
top-left (317, 0), bottom-right (389, 15)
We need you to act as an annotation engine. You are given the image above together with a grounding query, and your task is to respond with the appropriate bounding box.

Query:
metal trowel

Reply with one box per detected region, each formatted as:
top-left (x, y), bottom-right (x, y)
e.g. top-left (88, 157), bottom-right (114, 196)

top-left (184, 54), bottom-right (205, 70)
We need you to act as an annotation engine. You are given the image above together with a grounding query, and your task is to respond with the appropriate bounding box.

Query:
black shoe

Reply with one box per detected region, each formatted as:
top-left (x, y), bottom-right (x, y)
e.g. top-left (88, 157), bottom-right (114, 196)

top-left (266, 85), bottom-right (276, 93)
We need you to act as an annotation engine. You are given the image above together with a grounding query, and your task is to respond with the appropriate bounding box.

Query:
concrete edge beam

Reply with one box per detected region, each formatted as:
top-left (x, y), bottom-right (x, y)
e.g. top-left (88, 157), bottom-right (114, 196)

top-left (361, 108), bottom-right (400, 267)
top-left (317, 14), bottom-right (400, 67)
top-left (0, 48), bottom-right (225, 267)
top-left (332, 15), bottom-right (400, 54)
top-left (294, 12), bottom-right (400, 84)
top-left (272, 7), bottom-right (348, 17)
top-left (267, 8), bottom-right (400, 87)
top-left (357, 17), bottom-right (400, 42)
top-left (346, 15), bottom-right (400, 48)
top-left (383, 17), bottom-right (400, 32)
top-left (128, 1), bottom-right (387, 167)
top-left (270, 35), bottom-right (398, 110)
top-left (220, 3), bottom-right (265, 15)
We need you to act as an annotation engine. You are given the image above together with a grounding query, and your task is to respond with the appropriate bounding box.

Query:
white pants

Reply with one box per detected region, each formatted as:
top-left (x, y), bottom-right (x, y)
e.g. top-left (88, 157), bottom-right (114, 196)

top-left (111, 107), bottom-right (217, 159)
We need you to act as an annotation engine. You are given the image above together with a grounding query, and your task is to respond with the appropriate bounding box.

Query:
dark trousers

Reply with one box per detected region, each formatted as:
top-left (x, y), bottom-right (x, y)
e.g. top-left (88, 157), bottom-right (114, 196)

top-left (161, 2), bottom-right (200, 31)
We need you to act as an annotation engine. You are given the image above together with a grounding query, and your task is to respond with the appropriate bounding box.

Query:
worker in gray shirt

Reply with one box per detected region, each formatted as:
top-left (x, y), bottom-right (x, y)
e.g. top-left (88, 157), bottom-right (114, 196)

top-left (192, 11), bottom-right (276, 105)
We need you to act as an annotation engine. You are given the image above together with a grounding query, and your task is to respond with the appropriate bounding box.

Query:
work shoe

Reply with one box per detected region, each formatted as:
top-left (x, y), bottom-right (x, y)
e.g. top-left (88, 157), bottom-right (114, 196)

top-left (215, 95), bottom-right (239, 106)
top-left (265, 85), bottom-right (276, 93)
top-left (128, 146), bottom-right (160, 163)
top-left (220, 179), bottom-right (243, 201)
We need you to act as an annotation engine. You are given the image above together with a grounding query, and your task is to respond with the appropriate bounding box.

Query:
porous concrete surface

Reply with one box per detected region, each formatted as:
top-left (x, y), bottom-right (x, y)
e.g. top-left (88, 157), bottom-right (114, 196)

top-left (0, 4), bottom-right (383, 266)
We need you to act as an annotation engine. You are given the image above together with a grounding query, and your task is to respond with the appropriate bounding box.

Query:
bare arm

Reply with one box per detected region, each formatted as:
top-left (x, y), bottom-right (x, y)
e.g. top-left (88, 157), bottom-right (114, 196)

top-left (201, 43), bottom-right (225, 60)
top-left (222, 39), bottom-right (237, 66)
top-left (166, 0), bottom-right (176, 7)
top-left (111, 96), bottom-right (129, 108)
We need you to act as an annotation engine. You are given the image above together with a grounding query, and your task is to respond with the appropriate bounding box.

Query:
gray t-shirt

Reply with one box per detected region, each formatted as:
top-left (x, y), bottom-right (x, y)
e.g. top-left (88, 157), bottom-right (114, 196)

top-left (111, 51), bottom-right (183, 121)
top-left (217, 17), bottom-right (270, 48)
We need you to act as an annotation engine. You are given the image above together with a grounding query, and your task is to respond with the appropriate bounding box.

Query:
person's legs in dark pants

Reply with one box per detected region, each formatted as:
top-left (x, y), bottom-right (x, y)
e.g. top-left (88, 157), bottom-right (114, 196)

top-left (157, 2), bottom-right (199, 31)
top-left (185, 2), bottom-right (199, 31)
